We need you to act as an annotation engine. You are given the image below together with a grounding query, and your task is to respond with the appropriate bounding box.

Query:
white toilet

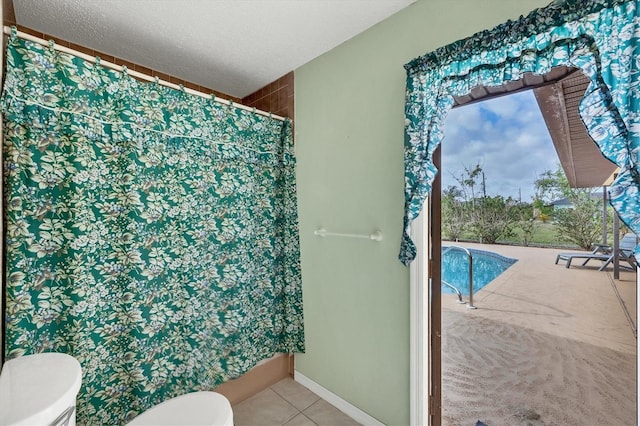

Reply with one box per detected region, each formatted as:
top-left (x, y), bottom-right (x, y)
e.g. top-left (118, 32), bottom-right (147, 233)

top-left (127, 391), bottom-right (233, 426)
top-left (0, 352), bottom-right (233, 426)
top-left (0, 352), bottom-right (82, 426)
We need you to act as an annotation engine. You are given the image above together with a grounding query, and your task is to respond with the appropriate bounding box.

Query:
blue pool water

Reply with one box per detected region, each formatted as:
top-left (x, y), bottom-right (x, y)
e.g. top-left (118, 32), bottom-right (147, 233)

top-left (441, 247), bottom-right (517, 295)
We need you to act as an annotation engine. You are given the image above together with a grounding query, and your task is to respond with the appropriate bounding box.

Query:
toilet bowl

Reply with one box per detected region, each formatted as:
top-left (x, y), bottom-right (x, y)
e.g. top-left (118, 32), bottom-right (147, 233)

top-left (127, 391), bottom-right (233, 426)
top-left (0, 352), bottom-right (82, 426)
top-left (0, 352), bottom-right (233, 426)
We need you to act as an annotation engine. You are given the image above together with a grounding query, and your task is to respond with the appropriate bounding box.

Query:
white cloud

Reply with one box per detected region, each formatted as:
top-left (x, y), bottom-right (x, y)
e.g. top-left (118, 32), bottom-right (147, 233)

top-left (481, 95), bottom-right (522, 120)
top-left (441, 90), bottom-right (558, 201)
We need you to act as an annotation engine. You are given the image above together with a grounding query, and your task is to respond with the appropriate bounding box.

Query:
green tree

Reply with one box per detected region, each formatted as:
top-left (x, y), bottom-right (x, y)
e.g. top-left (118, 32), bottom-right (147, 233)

top-left (445, 163), bottom-right (518, 244)
top-left (516, 205), bottom-right (538, 246)
top-left (469, 195), bottom-right (517, 244)
top-left (535, 165), bottom-right (603, 250)
top-left (442, 185), bottom-right (467, 241)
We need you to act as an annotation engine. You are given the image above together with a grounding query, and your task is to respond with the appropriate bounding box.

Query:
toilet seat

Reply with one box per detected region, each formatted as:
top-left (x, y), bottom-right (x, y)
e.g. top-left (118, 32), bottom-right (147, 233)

top-left (0, 353), bottom-right (82, 426)
top-left (127, 391), bottom-right (233, 426)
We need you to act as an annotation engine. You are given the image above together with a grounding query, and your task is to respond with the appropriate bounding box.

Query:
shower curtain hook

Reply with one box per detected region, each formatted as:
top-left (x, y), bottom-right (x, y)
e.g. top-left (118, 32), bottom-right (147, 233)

top-left (48, 39), bottom-right (55, 51)
top-left (10, 26), bottom-right (16, 38)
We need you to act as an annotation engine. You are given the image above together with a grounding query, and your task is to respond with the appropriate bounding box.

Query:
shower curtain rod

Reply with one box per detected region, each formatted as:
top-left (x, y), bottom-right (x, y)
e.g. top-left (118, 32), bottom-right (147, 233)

top-left (2, 26), bottom-right (286, 122)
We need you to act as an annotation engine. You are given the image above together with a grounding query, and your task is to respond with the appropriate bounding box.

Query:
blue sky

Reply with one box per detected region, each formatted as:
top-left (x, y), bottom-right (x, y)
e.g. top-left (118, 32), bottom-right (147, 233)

top-left (441, 90), bottom-right (559, 202)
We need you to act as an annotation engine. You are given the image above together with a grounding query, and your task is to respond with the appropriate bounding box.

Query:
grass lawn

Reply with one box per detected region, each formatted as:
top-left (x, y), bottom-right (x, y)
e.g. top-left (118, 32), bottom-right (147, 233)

top-left (517, 222), bottom-right (560, 246)
top-left (453, 222), bottom-right (617, 250)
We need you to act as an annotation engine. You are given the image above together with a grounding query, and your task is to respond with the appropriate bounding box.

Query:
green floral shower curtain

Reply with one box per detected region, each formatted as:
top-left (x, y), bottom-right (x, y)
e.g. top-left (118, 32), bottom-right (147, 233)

top-left (1, 34), bottom-right (304, 424)
top-left (401, 0), bottom-right (639, 264)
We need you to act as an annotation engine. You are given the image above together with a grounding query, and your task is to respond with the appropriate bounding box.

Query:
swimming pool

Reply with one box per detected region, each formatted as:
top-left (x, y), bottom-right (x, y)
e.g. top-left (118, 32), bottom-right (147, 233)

top-left (441, 246), bottom-right (517, 295)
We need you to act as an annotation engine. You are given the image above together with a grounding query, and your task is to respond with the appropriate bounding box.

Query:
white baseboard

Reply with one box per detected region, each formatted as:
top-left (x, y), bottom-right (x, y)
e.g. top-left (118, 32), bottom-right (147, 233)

top-left (294, 370), bottom-right (385, 426)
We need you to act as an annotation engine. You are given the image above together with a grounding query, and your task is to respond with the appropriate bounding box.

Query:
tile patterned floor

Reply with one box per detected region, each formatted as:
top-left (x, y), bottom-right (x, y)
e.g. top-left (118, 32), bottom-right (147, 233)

top-left (232, 378), bottom-right (362, 426)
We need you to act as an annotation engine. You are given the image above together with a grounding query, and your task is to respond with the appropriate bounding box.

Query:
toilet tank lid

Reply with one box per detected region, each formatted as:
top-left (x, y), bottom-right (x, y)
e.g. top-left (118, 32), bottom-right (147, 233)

top-left (0, 352), bottom-right (82, 425)
top-left (127, 392), bottom-right (233, 426)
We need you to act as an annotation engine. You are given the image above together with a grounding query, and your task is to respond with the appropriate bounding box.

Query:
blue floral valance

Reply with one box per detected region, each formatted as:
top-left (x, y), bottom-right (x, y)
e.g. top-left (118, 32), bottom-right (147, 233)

top-left (401, 0), bottom-right (639, 264)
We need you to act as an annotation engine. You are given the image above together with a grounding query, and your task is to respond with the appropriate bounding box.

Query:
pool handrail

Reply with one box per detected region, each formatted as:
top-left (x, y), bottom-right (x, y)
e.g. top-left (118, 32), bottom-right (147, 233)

top-left (442, 279), bottom-right (465, 304)
top-left (442, 245), bottom-right (477, 309)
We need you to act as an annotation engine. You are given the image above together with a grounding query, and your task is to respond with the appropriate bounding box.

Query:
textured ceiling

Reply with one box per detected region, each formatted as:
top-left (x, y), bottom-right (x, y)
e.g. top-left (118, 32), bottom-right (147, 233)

top-left (12, 0), bottom-right (415, 98)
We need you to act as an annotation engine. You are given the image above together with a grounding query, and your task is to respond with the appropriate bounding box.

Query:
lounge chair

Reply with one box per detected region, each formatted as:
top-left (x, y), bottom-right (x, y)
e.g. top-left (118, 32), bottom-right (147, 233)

top-left (555, 245), bottom-right (611, 269)
top-left (596, 233), bottom-right (638, 271)
top-left (555, 233), bottom-right (638, 270)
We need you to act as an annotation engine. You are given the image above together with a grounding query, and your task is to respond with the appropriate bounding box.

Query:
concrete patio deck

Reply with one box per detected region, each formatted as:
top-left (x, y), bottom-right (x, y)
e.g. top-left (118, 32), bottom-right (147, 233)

top-left (441, 242), bottom-right (637, 425)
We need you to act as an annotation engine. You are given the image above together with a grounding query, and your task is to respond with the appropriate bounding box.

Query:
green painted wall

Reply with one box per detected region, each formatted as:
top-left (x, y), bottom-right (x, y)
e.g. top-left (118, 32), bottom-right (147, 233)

top-left (294, 1), bottom-right (550, 424)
